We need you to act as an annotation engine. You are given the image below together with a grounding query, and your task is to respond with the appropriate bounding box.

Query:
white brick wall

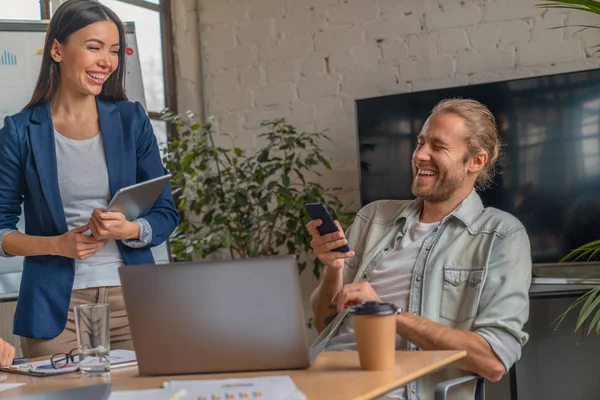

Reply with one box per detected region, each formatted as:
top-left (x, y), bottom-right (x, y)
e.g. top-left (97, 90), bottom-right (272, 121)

top-left (364, 14), bottom-right (422, 40)
top-left (172, 0), bottom-right (203, 119)
top-left (425, 3), bottom-right (482, 30)
top-left (198, 0), bottom-right (600, 211)
top-left (237, 19), bottom-right (273, 46)
top-left (467, 23), bottom-right (500, 51)
top-left (315, 27), bottom-right (365, 53)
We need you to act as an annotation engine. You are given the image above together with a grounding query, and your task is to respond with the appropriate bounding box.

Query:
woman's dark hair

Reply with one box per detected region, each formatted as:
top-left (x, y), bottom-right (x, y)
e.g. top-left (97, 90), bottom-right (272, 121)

top-left (24, 0), bottom-right (127, 110)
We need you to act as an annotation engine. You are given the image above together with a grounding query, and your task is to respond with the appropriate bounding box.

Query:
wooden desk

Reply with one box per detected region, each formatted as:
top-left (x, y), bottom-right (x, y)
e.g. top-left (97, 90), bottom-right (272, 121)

top-left (0, 350), bottom-right (466, 400)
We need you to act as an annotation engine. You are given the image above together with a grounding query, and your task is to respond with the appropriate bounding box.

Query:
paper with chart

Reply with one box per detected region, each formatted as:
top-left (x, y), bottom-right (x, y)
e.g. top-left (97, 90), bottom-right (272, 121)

top-left (109, 376), bottom-right (306, 400)
top-left (109, 388), bottom-right (187, 400)
top-left (164, 376), bottom-right (307, 400)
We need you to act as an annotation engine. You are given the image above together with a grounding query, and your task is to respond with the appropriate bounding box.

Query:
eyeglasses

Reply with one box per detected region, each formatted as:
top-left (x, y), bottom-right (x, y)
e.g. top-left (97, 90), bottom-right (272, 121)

top-left (50, 348), bottom-right (80, 369)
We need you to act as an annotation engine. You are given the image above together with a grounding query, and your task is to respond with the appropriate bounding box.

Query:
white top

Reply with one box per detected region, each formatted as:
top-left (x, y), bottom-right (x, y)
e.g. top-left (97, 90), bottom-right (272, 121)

top-left (326, 220), bottom-right (440, 399)
top-left (54, 130), bottom-right (123, 289)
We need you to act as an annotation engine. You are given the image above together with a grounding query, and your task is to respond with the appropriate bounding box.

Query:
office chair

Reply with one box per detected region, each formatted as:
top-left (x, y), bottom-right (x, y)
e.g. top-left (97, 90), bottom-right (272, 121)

top-left (434, 375), bottom-right (485, 400)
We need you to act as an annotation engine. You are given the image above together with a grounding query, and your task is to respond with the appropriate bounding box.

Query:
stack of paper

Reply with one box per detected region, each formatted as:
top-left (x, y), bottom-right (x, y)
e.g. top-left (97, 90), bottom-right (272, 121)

top-left (0, 349), bottom-right (137, 377)
top-left (108, 349), bottom-right (138, 369)
top-left (109, 376), bottom-right (306, 400)
top-left (109, 388), bottom-right (186, 400)
top-left (165, 376), bottom-right (306, 400)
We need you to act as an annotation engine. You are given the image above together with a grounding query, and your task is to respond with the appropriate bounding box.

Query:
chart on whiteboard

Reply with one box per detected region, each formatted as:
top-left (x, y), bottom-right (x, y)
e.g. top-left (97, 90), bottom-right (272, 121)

top-left (0, 31), bottom-right (46, 124)
top-left (0, 24), bottom-right (146, 129)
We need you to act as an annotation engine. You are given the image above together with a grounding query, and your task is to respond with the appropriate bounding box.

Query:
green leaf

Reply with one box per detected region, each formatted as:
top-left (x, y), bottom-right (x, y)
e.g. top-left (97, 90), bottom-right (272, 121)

top-left (182, 153), bottom-right (195, 171)
top-left (576, 287), bottom-right (600, 331)
top-left (298, 261), bottom-right (307, 275)
top-left (235, 191), bottom-right (249, 207)
top-left (588, 307), bottom-right (600, 335)
top-left (279, 187), bottom-right (293, 199)
top-left (286, 240), bottom-right (295, 253)
top-left (282, 172), bottom-right (290, 186)
top-left (316, 154), bottom-right (332, 169)
top-left (258, 149), bottom-right (269, 162)
top-left (561, 239), bottom-right (600, 262)
top-left (256, 169), bottom-right (265, 185)
top-left (536, 0), bottom-right (600, 15)
top-left (293, 168), bottom-right (306, 184)
top-left (259, 195), bottom-right (270, 209)
top-left (275, 231), bottom-right (286, 246)
top-left (222, 229), bottom-right (232, 248)
top-left (553, 286), bottom-right (598, 329)
top-left (234, 147), bottom-right (244, 157)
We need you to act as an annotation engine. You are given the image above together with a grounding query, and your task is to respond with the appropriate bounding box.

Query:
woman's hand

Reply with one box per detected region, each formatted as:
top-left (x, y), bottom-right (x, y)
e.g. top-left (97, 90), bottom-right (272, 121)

top-left (88, 209), bottom-right (140, 241)
top-left (55, 224), bottom-right (107, 260)
top-left (0, 339), bottom-right (15, 367)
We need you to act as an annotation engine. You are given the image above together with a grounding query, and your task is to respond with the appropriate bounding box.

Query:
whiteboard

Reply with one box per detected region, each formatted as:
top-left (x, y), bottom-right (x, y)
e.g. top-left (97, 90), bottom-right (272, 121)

top-left (0, 20), bottom-right (171, 295)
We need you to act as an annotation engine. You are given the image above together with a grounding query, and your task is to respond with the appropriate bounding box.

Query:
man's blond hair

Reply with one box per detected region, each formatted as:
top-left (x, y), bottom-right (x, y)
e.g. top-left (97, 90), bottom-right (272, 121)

top-left (431, 98), bottom-right (501, 190)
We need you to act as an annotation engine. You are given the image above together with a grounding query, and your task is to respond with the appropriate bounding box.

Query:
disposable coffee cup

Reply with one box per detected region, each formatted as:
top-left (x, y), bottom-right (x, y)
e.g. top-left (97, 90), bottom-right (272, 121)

top-left (349, 301), bottom-right (401, 371)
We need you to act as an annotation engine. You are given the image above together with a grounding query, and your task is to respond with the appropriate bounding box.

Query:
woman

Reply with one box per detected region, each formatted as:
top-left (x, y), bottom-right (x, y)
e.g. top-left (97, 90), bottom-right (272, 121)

top-left (0, 0), bottom-right (179, 358)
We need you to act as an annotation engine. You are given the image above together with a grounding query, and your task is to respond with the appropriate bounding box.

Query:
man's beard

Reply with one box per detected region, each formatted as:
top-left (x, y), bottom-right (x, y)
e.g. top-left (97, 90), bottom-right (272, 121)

top-left (411, 162), bottom-right (468, 203)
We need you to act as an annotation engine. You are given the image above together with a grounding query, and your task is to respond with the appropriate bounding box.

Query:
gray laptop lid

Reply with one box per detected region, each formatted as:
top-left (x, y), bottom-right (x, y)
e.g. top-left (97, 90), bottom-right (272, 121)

top-left (18, 383), bottom-right (112, 400)
top-left (119, 255), bottom-right (310, 376)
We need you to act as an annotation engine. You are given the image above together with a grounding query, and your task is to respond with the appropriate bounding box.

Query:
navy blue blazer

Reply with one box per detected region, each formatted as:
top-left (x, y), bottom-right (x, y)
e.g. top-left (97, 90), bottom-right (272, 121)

top-left (0, 97), bottom-right (180, 339)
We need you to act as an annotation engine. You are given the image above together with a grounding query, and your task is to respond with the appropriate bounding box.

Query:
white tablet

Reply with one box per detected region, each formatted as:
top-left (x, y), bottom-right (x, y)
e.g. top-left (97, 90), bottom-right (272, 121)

top-left (106, 174), bottom-right (173, 221)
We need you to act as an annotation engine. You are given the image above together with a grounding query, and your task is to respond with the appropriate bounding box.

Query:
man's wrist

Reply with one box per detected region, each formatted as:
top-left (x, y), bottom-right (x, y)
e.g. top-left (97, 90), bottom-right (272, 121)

top-left (396, 311), bottom-right (411, 333)
top-left (322, 265), bottom-right (343, 282)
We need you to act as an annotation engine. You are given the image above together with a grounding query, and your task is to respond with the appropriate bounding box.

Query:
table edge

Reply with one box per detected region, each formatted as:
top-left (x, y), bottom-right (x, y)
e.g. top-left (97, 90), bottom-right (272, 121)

top-left (353, 350), bottom-right (468, 400)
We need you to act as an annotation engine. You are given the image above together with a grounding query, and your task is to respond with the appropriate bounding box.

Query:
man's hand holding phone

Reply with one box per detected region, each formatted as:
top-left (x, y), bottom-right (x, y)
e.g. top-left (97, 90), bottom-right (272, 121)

top-left (305, 203), bottom-right (355, 333)
top-left (306, 219), bottom-right (355, 270)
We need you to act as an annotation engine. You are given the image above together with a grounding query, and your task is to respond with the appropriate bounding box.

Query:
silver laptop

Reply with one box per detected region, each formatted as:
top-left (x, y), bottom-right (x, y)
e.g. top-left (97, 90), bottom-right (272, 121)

top-left (119, 255), bottom-right (311, 376)
top-left (19, 384), bottom-right (112, 400)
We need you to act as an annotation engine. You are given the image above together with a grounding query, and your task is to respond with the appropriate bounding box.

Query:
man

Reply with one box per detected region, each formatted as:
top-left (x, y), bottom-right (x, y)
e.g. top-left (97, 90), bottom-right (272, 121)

top-left (307, 99), bottom-right (531, 400)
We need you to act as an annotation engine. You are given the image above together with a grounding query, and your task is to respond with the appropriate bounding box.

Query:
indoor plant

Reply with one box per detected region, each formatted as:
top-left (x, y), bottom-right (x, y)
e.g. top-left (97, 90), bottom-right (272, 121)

top-left (160, 110), bottom-right (354, 279)
top-left (538, 0), bottom-right (600, 52)
top-left (537, 0), bottom-right (600, 16)
top-left (537, 0), bottom-right (600, 334)
top-left (553, 242), bottom-right (600, 334)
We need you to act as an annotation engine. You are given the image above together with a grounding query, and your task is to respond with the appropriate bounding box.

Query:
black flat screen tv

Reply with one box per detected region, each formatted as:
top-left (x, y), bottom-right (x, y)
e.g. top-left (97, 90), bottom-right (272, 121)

top-left (356, 69), bottom-right (600, 264)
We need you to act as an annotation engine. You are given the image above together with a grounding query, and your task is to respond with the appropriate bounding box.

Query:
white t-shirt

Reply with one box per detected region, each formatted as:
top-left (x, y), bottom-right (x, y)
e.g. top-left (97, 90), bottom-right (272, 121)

top-left (326, 220), bottom-right (440, 399)
top-left (54, 130), bottom-right (123, 290)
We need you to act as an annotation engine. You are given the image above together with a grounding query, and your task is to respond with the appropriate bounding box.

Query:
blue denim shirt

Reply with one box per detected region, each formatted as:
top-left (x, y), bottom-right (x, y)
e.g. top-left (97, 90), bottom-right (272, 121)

top-left (310, 190), bottom-right (532, 400)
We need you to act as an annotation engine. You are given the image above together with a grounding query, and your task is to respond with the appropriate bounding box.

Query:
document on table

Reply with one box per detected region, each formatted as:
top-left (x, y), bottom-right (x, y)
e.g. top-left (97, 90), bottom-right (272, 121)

top-left (109, 388), bottom-right (186, 400)
top-left (109, 349), bottom-right (138, 369)
top-left (0, 349), bottom-right (137, 377)
top-left (109, 376), bottom-right (306, 400)
top-left (164, 376), bottom-right (306, 400)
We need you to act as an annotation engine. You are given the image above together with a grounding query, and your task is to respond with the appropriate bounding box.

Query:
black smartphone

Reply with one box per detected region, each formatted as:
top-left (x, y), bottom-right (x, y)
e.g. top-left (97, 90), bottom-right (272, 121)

top-left (305, 203), bottom-right (350, 253)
